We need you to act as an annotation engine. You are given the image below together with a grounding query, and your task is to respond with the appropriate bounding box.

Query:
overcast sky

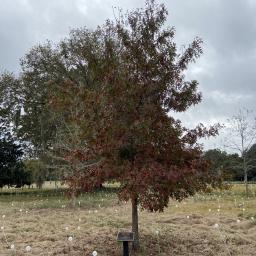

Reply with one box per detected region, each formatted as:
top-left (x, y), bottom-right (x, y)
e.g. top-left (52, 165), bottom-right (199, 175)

top-left (0, 0), bottom-right (255, 151)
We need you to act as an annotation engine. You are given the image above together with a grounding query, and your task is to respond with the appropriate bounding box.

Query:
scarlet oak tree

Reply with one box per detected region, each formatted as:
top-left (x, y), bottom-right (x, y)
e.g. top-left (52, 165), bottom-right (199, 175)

top-left (50, 0), bottom-right (220, 249)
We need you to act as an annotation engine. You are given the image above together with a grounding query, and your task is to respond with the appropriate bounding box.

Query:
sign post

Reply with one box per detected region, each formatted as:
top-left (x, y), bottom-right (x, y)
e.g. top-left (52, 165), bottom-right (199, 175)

top-left (117, 231), bottom-right (134, 256)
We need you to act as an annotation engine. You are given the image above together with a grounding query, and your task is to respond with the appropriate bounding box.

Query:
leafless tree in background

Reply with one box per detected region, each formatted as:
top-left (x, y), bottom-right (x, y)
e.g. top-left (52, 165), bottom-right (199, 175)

top-left (225, 109), bottom-right (256, 196)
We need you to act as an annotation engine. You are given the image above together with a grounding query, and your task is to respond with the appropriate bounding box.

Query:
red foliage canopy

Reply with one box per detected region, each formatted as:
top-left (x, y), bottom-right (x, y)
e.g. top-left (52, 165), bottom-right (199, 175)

top-left (49, 0), bottom-right (221, 212)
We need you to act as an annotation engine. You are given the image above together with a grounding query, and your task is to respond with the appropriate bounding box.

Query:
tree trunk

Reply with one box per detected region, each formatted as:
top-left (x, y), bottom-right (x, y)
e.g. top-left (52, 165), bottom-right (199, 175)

top-left (132, 196), bottom-right (139, 250)
top-left (243, 155), bottom-right (249, 197)
top-left (69, 191), bottom-right (76, 208)
top-left (244, 170), bottom-right (248, 197)
top-left (37, 182), bottom-right (43, 189)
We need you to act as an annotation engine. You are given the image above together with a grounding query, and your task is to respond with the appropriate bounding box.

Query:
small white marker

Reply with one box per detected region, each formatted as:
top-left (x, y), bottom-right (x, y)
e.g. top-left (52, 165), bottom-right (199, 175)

top-left (25, 245), bottom-right (32, 252)
top-left (213, 223), bottom-right (219, 228)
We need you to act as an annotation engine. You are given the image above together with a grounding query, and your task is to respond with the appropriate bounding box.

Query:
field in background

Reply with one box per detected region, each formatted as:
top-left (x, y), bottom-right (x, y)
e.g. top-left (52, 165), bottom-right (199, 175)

top-left (0, 184), bottom-right (256, 255)
top-left (0, 181), bottom-right (66, 191)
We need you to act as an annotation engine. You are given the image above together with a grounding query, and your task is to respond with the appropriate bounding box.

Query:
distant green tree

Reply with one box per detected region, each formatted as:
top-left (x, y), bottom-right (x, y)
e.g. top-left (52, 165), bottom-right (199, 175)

top-left (226, 153), bottom-right (243, 181)
top-left (204, 149), bottom-right (228, 170)
top-left (245, 144), bottom-right (256, 181)
top-left (0, 50), bottom-right (64, 186)
top-left (203, 148), bottom-right (256, 182)
top-left (0, 73), bottom-right (22, 139)
top-left (203, 149), bottom-right (240, 180)
top-left (23, 159), bottom-right (37, 187)
top-left (0, 138), bottom-right (31, 188)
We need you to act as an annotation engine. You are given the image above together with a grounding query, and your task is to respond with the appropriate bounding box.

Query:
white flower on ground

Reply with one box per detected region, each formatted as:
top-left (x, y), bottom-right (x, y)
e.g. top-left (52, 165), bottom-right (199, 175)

top-left (77, 226), bottom-right (81, 230)
top-left (65, 226), bottom-right (69, 231)
top-left (251, 216), bottom-right (255, 221)
top-left (68, 236), bottom-right (73, 242)
top-left (10, 244), bottom-right (15, 250)
top-left (237, 219), bottom-right (241, 223)
top-left (208, 209), bottom-right (211, 212)
top-left (186, 215), bottom-right (190, 219)
top-left (2, 215), bottom-right (5, 218)
top-left (92, 250), bottom-right (97, 256)
top-left (242, 208), bottom-right (245, 212)
top-left (79, 218), bottom-right (81, 222)
top-left (217, 209), bottom-right (220, 212)
top-left (19, 209), bottom-right (22, 212)
top-left (213, 223), bottom-right (219, 229)
top-left (1, 226), bottom-right (4, 230)
top-left (155, 230), bottom-right (159, 235)
top-left (25, 245), bottom-right (32, 252)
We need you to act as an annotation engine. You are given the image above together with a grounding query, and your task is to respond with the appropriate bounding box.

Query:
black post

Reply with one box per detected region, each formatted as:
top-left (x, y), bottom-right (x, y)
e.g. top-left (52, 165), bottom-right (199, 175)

top-left (123, 241), bottom-right (129, 256)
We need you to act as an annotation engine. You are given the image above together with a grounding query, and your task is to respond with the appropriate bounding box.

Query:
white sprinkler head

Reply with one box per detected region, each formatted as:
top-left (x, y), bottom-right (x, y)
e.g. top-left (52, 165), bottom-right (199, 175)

top-left (213, 223), bottom-right (219, 229)
top-left (25, 245), bottom-right (32, 252)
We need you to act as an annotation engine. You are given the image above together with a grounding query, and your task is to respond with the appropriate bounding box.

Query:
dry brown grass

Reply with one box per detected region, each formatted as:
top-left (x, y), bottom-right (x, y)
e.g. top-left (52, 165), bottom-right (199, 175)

top-left (0, 185), bottom-right (256, 255)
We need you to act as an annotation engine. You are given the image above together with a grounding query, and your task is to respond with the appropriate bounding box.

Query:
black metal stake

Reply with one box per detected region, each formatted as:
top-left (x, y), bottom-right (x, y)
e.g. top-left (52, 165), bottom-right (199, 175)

top-left (123, 241), bottom-right (129, 256)
top-left (117, 231), bottom-right (133, 256)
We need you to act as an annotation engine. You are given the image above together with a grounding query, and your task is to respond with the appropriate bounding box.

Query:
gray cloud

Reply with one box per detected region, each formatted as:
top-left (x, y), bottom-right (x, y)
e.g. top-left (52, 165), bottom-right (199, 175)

top-left (0, 0), bottom-right (255, 150)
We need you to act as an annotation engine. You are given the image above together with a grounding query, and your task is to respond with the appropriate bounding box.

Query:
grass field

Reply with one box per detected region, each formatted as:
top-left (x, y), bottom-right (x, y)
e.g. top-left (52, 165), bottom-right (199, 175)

top-left (0, 184), bottom-right (256, 255)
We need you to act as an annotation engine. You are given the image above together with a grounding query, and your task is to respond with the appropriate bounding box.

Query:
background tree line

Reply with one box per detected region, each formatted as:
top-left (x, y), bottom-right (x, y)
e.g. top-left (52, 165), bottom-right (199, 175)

top-left (0, 137), bottom-right (55, 189)
top-left (204, 145), bottom-right (256, 182)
